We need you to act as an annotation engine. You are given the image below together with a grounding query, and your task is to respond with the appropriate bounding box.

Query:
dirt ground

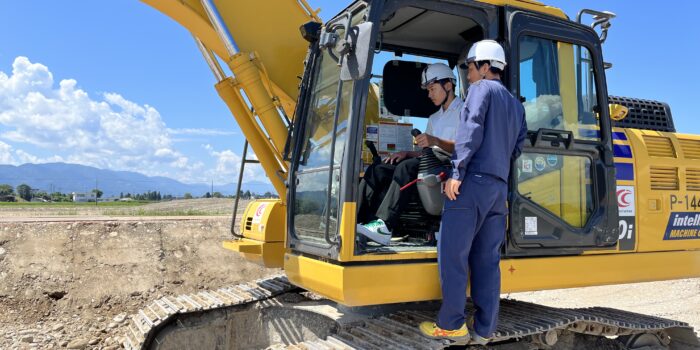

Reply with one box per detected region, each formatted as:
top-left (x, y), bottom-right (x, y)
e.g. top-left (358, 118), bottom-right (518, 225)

top-left (0, 199), bottom-right (697, 349)
top-left (0, 198), bottom-right (241, 217)
top-left (0, 200), bottom-right (274, 349)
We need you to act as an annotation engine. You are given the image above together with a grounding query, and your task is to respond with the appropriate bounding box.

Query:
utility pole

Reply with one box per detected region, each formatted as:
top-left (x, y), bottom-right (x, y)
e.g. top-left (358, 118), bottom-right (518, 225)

top-left (211, 179), bottom-right (214, 197)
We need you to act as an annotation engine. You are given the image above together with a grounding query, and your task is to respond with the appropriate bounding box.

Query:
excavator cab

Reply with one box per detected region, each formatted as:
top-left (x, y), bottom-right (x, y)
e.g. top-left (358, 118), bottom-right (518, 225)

top-left (286, 0), bottom-right (619, 305)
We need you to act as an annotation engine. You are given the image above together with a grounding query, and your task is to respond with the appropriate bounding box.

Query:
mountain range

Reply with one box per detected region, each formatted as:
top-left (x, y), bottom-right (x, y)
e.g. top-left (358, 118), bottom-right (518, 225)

top-left (0, 163), bottom-right (275, 197)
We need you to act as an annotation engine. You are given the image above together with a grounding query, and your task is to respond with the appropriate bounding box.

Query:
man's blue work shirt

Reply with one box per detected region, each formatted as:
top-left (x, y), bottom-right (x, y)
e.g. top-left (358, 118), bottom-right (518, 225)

top-left (451, 79), bottom-right (527, 182)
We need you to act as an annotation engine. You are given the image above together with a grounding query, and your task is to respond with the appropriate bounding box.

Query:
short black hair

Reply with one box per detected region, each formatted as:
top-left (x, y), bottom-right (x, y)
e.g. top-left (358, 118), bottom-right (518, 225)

top-left (476, 60), bottom-right (503, 75)
top-left (437, 78), bottom-right (456, 93)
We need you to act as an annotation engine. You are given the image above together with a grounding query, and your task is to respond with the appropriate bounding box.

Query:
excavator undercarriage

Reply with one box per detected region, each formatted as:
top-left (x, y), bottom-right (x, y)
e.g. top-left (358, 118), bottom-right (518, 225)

top-left (121, 276), bottom-right (700, 349)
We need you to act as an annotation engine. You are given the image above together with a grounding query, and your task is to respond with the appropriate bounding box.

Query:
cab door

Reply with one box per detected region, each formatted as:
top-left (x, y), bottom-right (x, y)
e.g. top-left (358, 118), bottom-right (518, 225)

top-left (505, 9), bottom-right (619, 256)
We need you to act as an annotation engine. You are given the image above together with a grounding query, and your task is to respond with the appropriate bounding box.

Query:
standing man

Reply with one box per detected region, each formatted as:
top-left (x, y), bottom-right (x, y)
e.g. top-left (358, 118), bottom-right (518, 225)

top-left (419, 40), bottom-right (527, 344)
top-left (357, 63), bottom-right (462, 245)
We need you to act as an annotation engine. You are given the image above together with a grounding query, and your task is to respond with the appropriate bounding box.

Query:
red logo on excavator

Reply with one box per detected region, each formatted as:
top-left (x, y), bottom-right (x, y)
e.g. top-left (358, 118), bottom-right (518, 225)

top-left (617, 189), bottom-right (632, 208)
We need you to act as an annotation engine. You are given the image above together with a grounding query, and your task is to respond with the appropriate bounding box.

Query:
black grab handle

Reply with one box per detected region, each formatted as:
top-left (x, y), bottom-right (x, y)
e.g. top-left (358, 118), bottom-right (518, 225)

top-left (364, 140), bottom-right (382, 165)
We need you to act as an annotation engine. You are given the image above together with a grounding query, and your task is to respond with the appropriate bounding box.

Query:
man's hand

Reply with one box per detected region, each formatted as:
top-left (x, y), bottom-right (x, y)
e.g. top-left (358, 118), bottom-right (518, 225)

top-left (384, 151), bottom-right (409, 164)
top-left (415, 134), bottom-right (438, 148)
top-left (444, 178), bottom-right (462, 201)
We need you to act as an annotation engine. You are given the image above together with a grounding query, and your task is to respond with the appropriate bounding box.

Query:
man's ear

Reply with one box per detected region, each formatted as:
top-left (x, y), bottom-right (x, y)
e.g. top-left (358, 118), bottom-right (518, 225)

top-left (480, 63), bottom-right (491, 76)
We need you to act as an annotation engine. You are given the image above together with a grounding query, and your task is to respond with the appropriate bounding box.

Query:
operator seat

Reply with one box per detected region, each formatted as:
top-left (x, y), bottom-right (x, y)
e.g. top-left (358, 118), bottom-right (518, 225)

top-left (380, 60), bottom-right (447, 216)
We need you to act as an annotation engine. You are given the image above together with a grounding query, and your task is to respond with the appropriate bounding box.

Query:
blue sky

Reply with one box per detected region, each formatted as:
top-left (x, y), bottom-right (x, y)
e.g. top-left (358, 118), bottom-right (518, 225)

top-left (0, 1), bottom-right (698, 185)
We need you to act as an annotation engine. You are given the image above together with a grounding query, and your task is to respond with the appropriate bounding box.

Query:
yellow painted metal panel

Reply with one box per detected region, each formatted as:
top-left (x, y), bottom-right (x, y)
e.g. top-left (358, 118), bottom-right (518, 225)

top-left (229, 52), bottom-right (290, 154)
top-left (214, 79), bottom-right (287, 196)
top-left (240, 199), bottom-right (286, 242)
top-left (339, 202), bottom-right (357, 261)
top-left (626, 129), bottom-right (700, 252)
top-left (285, 252), bottom-right (347, 302)
top-left (142, 0), bottom-right (318, 102)
top-left (286, 250), bottom-right (700, 306)
top-left (227, 241), bottom-right (262, 254)
top-left (223, 239), bottom-right (285, 268)
top-left (141, 0), bottom-right (297, 118)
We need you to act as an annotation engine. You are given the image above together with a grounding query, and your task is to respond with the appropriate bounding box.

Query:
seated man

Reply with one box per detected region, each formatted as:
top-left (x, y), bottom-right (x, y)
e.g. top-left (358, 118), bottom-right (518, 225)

top-left (357, 63), bottom-right (462, 245)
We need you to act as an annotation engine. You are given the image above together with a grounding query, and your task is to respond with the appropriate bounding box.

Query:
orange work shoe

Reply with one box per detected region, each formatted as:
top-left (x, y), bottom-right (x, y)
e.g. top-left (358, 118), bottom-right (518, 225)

top-left (418, 321), bottom-right (470, 344)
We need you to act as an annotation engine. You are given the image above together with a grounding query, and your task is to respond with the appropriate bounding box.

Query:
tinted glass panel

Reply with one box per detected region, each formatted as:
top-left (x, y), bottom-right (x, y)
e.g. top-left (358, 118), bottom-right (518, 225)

top-left (519, 36), bottom-right (600, 141)
top-left (516, 152), bottom-right (593, 228)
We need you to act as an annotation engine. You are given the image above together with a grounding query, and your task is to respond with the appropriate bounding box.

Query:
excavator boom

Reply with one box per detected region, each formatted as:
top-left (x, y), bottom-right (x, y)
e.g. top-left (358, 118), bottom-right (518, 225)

top-left (141, 0), bottom-right (320, 196)
top-left (143, 0), bottom-right (318, 101)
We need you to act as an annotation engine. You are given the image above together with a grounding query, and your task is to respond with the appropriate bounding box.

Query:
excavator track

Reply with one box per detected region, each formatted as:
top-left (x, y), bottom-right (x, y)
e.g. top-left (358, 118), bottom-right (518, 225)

top-left (121, 276), bottom-right (699, 349)
top-left (296, 300), bottom-right (700, 349)
top-left (121, 275), bottom-right (297, 349)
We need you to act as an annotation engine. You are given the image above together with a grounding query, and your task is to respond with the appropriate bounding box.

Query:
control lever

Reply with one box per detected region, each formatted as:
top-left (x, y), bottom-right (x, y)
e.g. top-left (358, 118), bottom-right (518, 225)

top-left (364, 140), bottom-right (382, 165)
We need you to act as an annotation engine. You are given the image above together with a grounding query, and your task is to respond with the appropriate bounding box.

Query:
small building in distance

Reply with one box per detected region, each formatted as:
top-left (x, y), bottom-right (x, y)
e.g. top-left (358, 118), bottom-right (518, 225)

top-left (72, 192), bottom-right (97, 203)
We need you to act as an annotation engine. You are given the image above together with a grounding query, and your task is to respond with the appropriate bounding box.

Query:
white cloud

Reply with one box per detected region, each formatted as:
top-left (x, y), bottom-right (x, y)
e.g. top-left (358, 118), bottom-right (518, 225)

top-left (168, 128), bottom-right (237, 136)
top-left (0, 56), bottom-right (212, 182)
top-left (202, 144), bottom-right (269, 184)
top-left (0, 56), bottom-right (270, 185)
top-left (0, 141), bottom-right (17, 164)
top-left (213, 149), bottom-right (241, 174)
top-left (14, 149), bottom-right (64, 164)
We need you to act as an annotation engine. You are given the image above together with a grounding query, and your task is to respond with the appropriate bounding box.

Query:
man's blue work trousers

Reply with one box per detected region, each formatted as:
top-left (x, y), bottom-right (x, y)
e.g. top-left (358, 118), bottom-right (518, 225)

top-left (437, 172), bottom-right (507, 338)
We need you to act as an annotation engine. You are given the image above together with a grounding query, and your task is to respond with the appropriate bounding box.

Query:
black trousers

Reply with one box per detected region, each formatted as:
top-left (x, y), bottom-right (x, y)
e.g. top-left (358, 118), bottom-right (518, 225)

top-left (357, 157), bottom-right (421, 230)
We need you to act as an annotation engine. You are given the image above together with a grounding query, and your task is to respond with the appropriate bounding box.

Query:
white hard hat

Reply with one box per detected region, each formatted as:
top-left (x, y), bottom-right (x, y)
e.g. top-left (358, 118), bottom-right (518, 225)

top-left (421, 63), bottom-right (456, 89)
top-left (466, 40), bottom-right (507, 70)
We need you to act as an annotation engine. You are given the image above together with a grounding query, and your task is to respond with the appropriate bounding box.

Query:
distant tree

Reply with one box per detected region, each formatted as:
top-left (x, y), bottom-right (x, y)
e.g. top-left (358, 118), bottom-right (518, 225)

top-left (243, 190), bottom-right (251, 199)
top-left (184, 192), bottom-right (193, 199)
top-left (212, 192), bottom-right (223, 198)
top-left (120, 192), bottom-right (124, 199)
top-left (51, 192), bottom-right (69, 202)
top-left (0, 184), bottom-right (13, 196)
top-left (204, 192), bottom-right (212, 198)
top-left (91, 189), bottom-right (103, 198)
top-left (263, 191), bottom-right (274, 198)
top-left (35, 191), bottom-right (50, 201)
top-left (126, 193), bottom-right (132, 198)
top-left (17, 184), bottom-right (32, 201)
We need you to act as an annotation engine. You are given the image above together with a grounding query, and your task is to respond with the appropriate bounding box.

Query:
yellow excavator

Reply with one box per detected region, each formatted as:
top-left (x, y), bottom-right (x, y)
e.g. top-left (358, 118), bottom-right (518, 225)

top-left (122, 0), bottom-right (700, 348)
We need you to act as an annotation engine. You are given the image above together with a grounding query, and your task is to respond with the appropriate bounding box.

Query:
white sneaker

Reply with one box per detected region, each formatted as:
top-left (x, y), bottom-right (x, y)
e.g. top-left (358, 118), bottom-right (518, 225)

top-left (357, 219), bottom-right (392, 246)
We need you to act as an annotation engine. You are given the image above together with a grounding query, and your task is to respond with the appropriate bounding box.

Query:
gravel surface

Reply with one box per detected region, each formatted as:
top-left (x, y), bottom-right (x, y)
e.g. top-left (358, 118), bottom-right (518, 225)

top-left (0, 199), bottom-right (697, 349)
top-left (0, 217), bottom-right (273, 349)
top-left (0, 198), bottom-right (249, 217)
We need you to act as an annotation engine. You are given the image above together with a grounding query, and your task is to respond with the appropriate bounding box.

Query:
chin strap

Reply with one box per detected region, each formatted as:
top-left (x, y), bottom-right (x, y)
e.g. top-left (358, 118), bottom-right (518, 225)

top-left (439, 81), bottom-right (453, 109)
